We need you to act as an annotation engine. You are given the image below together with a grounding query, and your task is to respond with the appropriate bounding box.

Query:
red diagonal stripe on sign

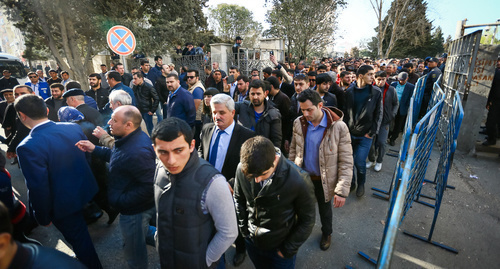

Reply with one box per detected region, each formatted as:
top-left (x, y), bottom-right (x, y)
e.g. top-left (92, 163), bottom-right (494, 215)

top-left (111, 31), bottom-right (132, 52)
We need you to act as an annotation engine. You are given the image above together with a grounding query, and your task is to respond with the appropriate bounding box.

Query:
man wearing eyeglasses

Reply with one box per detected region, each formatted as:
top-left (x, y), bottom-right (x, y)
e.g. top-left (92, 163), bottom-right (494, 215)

top-left (186, 69), bottom-right (205, 148)
top-left (25, 72), bottom-right (50, 100)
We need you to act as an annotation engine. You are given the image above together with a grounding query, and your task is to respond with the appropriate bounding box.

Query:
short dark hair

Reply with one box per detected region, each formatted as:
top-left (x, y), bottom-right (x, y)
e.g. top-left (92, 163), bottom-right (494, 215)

top-left (88, 73), bottom-right (101, 80)
top-left (27, 71), bottom-right (36, 77)
top-left (307, 71), bottom-right (317, 77)
top-left (251, 68), bottom-right (259, 73)
top-left (271, 69), bottom-right (282, 79)
top-left (263, 80), bottom-right (272, 94)
top-left (236, 75), bottom-right (249, 83)
top-left (249, 80), bottom-right (266, 92)
top-left (375, 71), bottom-right (388, 78)
top-left (297, 89), bottom-right (322, 106)
top-left (317, 64), bottom-right (327, 71)
top-left (61, 71), bottom-right (69, 76)
top-left (133, 72), bottom-right (143, 79)
top-left (100, 64), bottom-right (107, 67)
top-left (199, 42), bottom-right (205, 48)
top-left (229, 66), bottom-right (239, 72)
top-left (166, 73), bottom-right (179, 80)
top-left (213, 70), bottom-right (222, 75)
top-left (265, 76), bottom-right (280, 89)
top-left (0, 201), bottom-right (13, 235)
top-left (14, 94), bottom-right (47, 120)
top-left (14, 85), bottom-right (33, 93)
top-left (50, 83), bottom-right (65, 91)
top-left (107, 71), bottom-right (122, 82)
top-left (140, 60), bottom-right (149, 66)
top-left (240, 136), bottom-right (276, 178)
top-left (151, 117), bottom-right (193, 145)
top-left (262, 67), bottom-right (273, 75)
top-left (293, 73), bottom-right (309, 83)
top-left (315, 73), bottom-right (332, 85)
top-left (403, 63), bottom-right (413, 69)
top-left (154, 56), bottom-right (162, 61)
top-left (340, 71), bottom-right (350, 78)
top-left (356, 65), bottom-right (374, 77)
top-left (187, 69), bottom-right (199, 77)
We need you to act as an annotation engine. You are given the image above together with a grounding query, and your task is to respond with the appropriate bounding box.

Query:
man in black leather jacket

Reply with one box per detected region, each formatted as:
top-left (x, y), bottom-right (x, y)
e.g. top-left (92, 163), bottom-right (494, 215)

top-left (132, 72), bottom-right (159, 135)
top-left (234, 136), bottom-right (315, 268)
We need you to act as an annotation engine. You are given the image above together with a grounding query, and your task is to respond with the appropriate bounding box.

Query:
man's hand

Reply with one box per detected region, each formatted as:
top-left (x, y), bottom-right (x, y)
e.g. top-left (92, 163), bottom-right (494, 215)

top-left (92, 126), bottom-right (107, 139)
top-left (223, 77), bottom-right (230, 93)
top-left (75, 140), bottom-right (96, 153)
top-left (227, 183), bottom-right (234, 195)
top-left (6, 152), bottom-right (16, 159)
top-left (277, 250), bottom-right (284, 258)
top-left (148, 111), bottom-right (153, 116)
top-left (270, 54), bottom-right (278, 66)
top-left (364, 133), bottom-right (372, 139)
top-left (333, 195), bottom-right (346, 208)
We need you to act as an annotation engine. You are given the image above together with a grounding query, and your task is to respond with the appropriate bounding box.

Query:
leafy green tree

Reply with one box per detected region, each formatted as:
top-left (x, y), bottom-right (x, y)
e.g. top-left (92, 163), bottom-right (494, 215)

top-left (265, 0), bottom-right (346, 59)
top-left (0, 0), bottom-right (208, 87)
top-left (208, 4), bottom-right (262, 47)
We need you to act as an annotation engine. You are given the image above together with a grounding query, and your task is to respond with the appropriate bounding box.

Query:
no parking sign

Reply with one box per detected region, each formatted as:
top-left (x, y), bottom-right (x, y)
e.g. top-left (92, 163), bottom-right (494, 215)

top-left (107, 25), bottom-right (136, 56)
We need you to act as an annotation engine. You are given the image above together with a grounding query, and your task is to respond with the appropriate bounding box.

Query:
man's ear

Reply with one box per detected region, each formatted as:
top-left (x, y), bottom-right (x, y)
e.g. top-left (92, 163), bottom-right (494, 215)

top-left (17, 111), bottom-right (27, 122)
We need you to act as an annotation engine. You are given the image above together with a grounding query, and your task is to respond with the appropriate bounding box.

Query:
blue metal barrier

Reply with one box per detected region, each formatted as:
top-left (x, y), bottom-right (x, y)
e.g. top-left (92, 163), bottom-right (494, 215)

top-left (358, 86), bottom-right (446, 267)
top-left (403, 91), bottom-right (463, 254)
top-left (411, 75), bottom-right (427, 122)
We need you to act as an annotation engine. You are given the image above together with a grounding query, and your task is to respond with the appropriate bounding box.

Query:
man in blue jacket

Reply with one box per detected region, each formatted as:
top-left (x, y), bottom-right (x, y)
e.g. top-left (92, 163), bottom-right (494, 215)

top-left (15, 94), bottom-right (102, 268)
top-left (388, 72), bottom-right (415, 146)
top-left (25, 72), bottom-right (50, 100)
top-left (77, 105), bottom-right (156, 269)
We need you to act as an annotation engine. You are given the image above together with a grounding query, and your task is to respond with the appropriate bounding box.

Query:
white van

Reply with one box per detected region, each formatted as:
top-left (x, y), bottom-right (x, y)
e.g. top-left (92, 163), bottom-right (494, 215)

top-left (0, 53), bottom-right (28, 84)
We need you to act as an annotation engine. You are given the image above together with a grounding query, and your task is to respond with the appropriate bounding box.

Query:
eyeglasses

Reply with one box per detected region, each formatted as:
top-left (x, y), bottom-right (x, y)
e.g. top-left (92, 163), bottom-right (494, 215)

top-left (29, 76), bottom-right (37, 78)
top-left (309, 79), bottom-right (316, 82)
top-left (186, 76), bottom-right (196, 79)
top-left (252, 75), bottom-right (259, 77)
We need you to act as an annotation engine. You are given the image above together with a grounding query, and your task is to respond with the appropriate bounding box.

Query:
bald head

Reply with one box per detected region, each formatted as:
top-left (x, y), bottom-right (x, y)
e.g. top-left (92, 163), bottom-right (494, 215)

top-left (117, 105), bottom-right (142, 128)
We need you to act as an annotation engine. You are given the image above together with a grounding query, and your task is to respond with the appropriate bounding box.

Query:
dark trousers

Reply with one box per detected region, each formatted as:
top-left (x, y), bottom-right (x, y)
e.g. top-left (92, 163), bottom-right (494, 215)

top-left (389, 112), bottom-right (407, 142)
top-left (194, 120), bottom-right (203, 149)
top-left (245, 238), bottom-right (296, 269)
top-left (311, 178), bottom-right (332, 236)
top-left (486, 102), bottom-right (500, 143)
top-left (53, 211), bottom-right (102, 269)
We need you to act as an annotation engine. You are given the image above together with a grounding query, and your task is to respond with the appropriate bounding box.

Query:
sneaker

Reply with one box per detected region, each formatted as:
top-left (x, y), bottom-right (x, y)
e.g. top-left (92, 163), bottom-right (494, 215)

top-left (366, 161), bottom-right (374, 169)
top-left (374, 163), bottom-right (382, 172)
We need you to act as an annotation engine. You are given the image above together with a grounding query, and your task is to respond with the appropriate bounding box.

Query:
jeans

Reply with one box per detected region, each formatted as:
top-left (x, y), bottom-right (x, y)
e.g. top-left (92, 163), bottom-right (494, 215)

top-left (142, 112), bottom-right (154, 135)
top-left (351, 135), bottom-right (373, 186)
top-left (119, 207), bottom-right (155, 269)
top-left (369, 124), bottom-right (390, 163)
top-left (156, 103), bottom-right (163, 122)
top-left (312, 179), bottom-right (332, 236)
top-left (245, 238), bottom-right (296, 269)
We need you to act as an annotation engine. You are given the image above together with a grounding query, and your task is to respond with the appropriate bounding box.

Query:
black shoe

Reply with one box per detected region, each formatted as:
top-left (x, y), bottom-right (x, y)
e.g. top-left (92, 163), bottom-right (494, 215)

top-left (85, 210), bottom-right (103, 225)
top-left (479, 130), bottom-right (487, 135)
top-left (233, 252), bottom-right (246, 267)
top-left (10, 158), bottom-right (18, 165)
top-left (106, 210), bottom-right (119, 225)
top-left (389, 140), bottom-right (395, 146)
top-left (350, 182), bottom-right (356, 193)
top-left (356, 184), bottom-right (365, 197)
top-left (320, 234), bottom-right (331, 250)
top-left (482, 140), bottom-right (496, 146)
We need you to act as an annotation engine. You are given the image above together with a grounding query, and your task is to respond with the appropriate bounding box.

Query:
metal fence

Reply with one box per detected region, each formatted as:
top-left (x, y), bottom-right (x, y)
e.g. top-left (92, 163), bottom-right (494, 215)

top-left (358, 83), bottom-right (454, 267)
top-left (441, 30), bottom-right (482, 104)
top-left (172, 54), bottom-right (210, 85)
top-left (226, 48), bottom-right (284, 77)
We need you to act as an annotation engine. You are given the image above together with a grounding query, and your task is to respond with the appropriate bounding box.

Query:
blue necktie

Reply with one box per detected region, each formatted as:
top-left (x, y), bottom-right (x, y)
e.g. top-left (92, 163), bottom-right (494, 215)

top-left (209, 130), bottom-right (223, 167)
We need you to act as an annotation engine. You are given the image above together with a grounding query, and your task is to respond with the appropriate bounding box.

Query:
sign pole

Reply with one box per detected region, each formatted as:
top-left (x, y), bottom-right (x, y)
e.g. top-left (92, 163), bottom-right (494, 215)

top-left (122, 55), bottom-right (128, 73)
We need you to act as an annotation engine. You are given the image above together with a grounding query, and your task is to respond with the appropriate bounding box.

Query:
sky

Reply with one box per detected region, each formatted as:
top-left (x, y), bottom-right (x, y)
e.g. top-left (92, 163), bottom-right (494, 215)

top-left (204, 0), bottom-right (500, 53)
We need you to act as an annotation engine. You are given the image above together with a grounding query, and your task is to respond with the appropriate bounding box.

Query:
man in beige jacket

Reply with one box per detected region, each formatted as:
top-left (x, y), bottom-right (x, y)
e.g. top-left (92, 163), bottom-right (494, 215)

top-left (289, 89), bottom-right (353, 251)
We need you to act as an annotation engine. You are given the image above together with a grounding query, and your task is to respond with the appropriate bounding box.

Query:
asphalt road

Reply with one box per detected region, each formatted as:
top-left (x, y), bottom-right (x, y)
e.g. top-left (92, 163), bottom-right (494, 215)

top-left (3, 134), bottom-right (500, 269)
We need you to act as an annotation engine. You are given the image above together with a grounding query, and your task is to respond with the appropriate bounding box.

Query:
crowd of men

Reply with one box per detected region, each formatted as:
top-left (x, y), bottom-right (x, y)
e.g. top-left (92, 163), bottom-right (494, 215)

top-left (0, 50), bottom-right (498, 269)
